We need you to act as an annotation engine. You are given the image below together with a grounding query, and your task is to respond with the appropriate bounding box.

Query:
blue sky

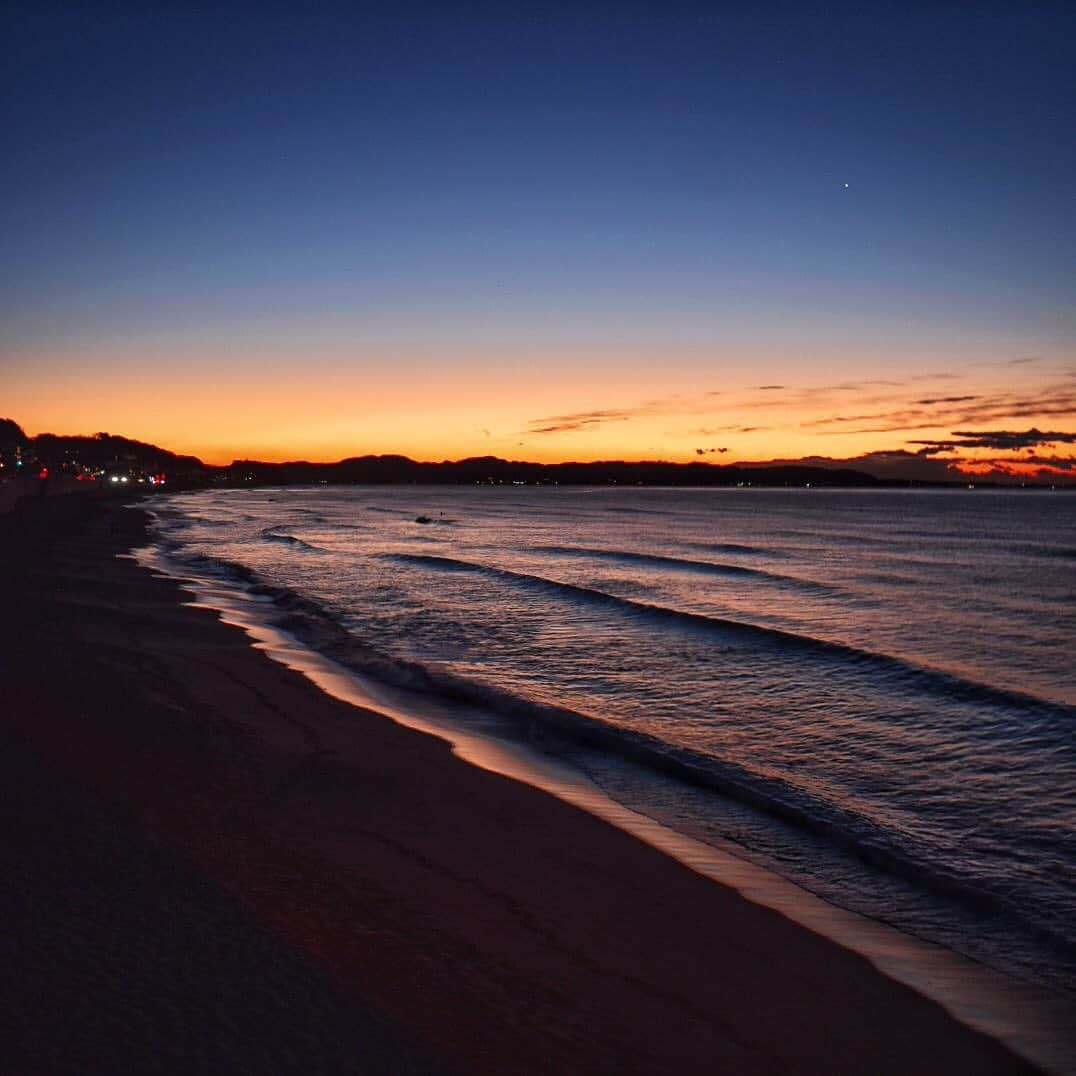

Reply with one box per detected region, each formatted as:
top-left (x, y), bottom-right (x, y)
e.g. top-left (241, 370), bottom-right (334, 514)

top-left (3, 4), bottom-right (1074, 473)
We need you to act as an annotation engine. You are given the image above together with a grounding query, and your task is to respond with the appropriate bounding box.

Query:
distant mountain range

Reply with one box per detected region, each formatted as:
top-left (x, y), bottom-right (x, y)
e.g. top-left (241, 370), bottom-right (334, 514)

top-left (223, 454), bottom-right (882, 487)
top-left (1, 418), bottom-right (1060, 487)
top-left (1, 419), bottom-right (885, 486)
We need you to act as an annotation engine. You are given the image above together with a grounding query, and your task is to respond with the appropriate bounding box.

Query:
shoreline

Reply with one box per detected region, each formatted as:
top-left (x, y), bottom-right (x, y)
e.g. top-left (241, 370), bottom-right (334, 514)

top-left (139, 507), bottom-right (1076, 1074)
top-left (1, 492), bottom-right (1050, 1073)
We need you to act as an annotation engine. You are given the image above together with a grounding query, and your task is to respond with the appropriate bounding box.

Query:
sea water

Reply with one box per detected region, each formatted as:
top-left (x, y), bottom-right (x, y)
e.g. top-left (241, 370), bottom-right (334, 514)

top-left (146, 486), bottom-right (1076, 1008)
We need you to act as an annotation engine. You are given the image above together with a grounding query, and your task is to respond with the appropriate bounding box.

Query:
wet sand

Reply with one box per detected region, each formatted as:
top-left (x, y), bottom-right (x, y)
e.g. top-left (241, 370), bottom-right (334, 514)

top-left (0, 492), bottom-right (1035, 1073)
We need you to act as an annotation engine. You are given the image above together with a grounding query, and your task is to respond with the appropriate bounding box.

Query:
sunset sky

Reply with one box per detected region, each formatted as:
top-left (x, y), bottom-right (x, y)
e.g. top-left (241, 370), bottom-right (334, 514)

top-left (3, 5), bottom-right (1074, 479)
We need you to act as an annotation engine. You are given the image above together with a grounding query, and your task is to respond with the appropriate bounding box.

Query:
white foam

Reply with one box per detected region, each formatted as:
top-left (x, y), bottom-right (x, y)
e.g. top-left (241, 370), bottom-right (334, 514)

top-left (134, 541), bottom-right (1076, 1075)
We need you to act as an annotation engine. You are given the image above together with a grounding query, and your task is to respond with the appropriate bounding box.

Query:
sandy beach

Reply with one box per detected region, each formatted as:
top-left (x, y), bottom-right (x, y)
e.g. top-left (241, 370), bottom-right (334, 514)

top-left (0, 491), bottom-right (1035, 1074)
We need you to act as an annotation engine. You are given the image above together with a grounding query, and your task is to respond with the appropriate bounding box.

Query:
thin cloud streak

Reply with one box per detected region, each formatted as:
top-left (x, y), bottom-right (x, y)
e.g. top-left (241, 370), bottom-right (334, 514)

top-left (801, 386), bottom-right (1076, 433)
top-left (526, 394), bottom-right (717, 435)
top-left (519, 365), bottom-right (1074, 479)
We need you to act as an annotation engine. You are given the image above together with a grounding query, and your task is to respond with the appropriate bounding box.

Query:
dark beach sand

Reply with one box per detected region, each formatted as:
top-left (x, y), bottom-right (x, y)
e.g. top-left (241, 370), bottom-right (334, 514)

top-left (0, 492), bottom-right (1035, 1074)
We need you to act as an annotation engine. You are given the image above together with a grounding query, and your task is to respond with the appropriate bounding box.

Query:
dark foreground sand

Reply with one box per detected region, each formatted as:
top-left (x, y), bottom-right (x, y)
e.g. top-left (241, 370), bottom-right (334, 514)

top-left (1, 493), bottom-right (1034, 1074)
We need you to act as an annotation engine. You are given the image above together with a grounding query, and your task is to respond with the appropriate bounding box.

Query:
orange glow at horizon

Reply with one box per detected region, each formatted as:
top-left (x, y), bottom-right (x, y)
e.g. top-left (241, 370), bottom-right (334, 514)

top-left (4, 343), bottom-right (1074, 479)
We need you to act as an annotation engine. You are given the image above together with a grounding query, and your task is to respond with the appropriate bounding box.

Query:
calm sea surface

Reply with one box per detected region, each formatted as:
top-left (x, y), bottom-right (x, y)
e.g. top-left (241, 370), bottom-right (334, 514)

top-left (149, 486), bottom-right (1076, 997)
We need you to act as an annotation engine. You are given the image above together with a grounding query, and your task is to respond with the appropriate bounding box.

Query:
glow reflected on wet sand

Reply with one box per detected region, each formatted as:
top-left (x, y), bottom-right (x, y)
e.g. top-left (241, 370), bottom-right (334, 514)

top-left (138, 547), bottom-right (1076, 1075)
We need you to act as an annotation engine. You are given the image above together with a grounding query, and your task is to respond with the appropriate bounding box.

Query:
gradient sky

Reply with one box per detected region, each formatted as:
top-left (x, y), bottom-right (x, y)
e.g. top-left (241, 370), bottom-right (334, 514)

top-left (3, 4), bottom-right (1074, 477)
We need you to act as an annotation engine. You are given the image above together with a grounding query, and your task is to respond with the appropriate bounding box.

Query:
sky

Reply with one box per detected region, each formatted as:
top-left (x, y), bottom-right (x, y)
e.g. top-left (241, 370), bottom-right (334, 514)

top-left (2, 3), bottom-right (1074, 479)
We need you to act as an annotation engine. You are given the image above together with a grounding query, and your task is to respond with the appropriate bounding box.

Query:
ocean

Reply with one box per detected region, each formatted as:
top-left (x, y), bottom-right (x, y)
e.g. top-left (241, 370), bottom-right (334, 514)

top-left (143, 485), bottom-right (1076, 1024)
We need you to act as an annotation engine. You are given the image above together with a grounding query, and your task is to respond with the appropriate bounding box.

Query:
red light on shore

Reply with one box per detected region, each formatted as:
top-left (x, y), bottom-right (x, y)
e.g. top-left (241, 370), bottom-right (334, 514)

top-left (39, 467), bottom-right (49, 479)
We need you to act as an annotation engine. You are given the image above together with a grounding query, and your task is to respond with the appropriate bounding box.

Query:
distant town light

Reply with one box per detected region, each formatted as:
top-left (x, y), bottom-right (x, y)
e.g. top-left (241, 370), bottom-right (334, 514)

top-left (110, 475), bottom-right (120, 483)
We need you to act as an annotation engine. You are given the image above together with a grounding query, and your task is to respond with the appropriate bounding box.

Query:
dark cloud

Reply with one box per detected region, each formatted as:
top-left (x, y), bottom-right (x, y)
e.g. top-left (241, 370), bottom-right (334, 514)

top-left (755, 384), bottom-right (784, 390)
top-left (742, 449), bottom-right (961, 482)
top-left (954, 428), bottom-right (1076, 449)
top-left (694, 447), bottom-right (727, 455)
top-left (1026, 456), bottom-right (1076, 472)
top-left (973, 455), bottom-right (1076, 473)
top-left (740, 437), bottom-right (1073, 481)
top-left (912, 429), bottom-right (1076, 452)
top-left (914, 395), bottom-right (980, 405)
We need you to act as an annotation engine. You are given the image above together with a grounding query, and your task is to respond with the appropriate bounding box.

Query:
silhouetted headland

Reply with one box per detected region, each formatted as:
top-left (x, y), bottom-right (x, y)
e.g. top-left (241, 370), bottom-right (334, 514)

top-left (2, 419), bottom-right (1071, 493)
